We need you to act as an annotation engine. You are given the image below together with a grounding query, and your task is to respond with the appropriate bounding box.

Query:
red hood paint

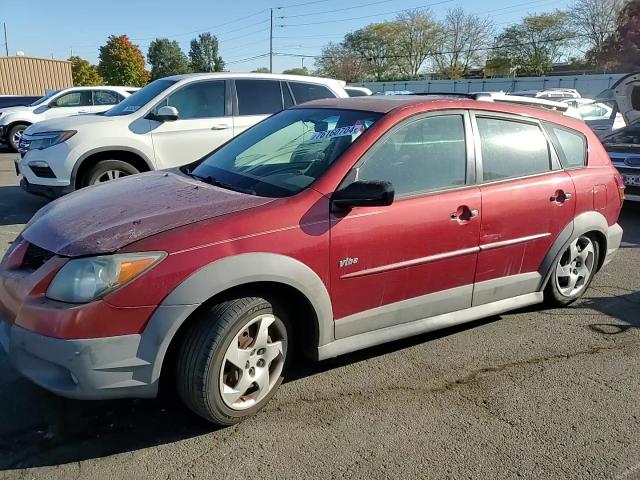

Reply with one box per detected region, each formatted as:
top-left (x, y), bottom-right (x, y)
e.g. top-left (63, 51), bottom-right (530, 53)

top-left (21, 171), bottom-right (274, 257)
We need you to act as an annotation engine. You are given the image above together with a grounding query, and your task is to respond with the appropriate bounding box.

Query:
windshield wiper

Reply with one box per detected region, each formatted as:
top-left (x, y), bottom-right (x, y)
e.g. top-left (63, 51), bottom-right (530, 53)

top-left (188, 172), bottom-right (256, 196)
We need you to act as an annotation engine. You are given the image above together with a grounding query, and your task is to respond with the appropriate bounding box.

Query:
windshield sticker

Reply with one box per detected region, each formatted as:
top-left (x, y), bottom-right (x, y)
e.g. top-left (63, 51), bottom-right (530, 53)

top-left (307, 124), bottom-right (364, 142)
top-left (123, 105), bottom-right (140, 112)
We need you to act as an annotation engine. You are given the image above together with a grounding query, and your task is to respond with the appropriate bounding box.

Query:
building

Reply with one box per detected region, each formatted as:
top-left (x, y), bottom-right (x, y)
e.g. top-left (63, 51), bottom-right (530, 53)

top-left (0, 56), bottom-right (73, 95)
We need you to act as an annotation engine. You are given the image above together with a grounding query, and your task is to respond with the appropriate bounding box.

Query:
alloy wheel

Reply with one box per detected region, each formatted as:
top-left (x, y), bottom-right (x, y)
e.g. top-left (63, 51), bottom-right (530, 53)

top-left (93, 169), bottom-right (129, 184)
top-left (219, 314), bottom-right (286, 411)
top-left (555, 236), bottom-right (595, 297)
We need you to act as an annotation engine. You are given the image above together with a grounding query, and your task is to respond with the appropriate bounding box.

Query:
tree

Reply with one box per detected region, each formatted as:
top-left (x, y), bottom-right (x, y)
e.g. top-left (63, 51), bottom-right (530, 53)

top-left (344, 23), bottom-right (398, 81)
top-left (489, 12), bottom-right (573, 76)
top-left (252, 67), bottom-right (270, 73)
top-left (147, 38), bottom-right (190, 80)
top-left (570, 0), bottom-right (624, 64)
top-left (98, 35), bottom-right (149, 86)
top-left (69, 56), bottom-right (103, 86)
top-left (314, 42), bottom-right (368, 82)
top-left (189, 32), bottom-right (224, 72)
top-left (433, 8), bottom-right (494, 78)
top-left (282, 67), bottom-right (309, 75)
top-left (393, 10), bottom-right (440, 79)
top-left (595, 0), bottom-right (640, 71)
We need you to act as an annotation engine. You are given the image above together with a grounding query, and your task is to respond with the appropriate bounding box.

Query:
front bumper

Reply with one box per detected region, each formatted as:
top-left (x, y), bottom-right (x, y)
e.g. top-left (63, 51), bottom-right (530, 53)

top-left (20, 177), bottom-right (73, 199)
top-left (0, 321), bottom-right (158, 400)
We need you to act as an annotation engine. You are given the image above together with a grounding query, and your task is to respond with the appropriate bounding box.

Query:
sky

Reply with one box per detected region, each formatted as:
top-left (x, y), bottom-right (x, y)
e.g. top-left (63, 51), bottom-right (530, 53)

top-left (1, 0), bottom-right (571, 73)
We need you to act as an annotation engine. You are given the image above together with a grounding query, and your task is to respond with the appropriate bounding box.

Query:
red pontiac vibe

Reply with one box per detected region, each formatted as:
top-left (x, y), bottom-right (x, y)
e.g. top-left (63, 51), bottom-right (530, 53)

top-left (0, 96), bottom-right (624, 425)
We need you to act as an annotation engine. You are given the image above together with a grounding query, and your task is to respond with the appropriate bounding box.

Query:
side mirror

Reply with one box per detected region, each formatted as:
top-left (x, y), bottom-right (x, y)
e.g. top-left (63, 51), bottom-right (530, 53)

top-left (331, 180), bottom-right (394, 212)
top-left (156, 105), bottom-right (179, 122)
top-left (47, 101), bottom-right (58, 108)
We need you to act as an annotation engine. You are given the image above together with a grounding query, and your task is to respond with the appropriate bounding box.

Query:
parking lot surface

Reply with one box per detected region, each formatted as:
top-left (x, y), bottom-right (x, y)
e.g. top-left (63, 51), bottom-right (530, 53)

top-left (0, 148), bottom-right (639, 479)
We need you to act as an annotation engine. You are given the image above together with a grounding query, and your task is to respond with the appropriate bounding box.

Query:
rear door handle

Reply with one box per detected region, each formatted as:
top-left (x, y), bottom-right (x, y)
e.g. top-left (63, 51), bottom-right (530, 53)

top-left (211, 124), bottom-right (231, 130)
top-left (550, 190), bottom-right (572, 203)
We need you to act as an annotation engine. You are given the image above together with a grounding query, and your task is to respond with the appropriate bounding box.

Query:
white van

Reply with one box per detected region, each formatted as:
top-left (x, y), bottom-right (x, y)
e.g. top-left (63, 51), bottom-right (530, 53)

top-left (16, 73), bottom-right (348, 197)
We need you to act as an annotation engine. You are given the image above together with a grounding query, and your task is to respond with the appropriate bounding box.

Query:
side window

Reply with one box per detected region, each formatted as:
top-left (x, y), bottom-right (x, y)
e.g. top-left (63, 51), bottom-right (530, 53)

top-left (477, 117), bottom-right (550, 182)
top-left (282, 82), bottom-right (294, 109)
top-left (356, 115), bottom-right (467, 197)
top-left (166, 80), bottom-right (225, 119)
top-left (545, 123), bottom-right (587, 168)
top-left (53, 91), bottom-right (92, 107)
top-left (236, 80), bottom-right (283, 115)
top-left (93, 90), bottom-right (120, 106)
top-left (289, 82), bottom-right (334, 104)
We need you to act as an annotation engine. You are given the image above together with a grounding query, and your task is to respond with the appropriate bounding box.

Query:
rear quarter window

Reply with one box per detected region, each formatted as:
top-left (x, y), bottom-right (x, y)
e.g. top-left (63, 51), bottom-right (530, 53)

top-left (288, 82), bottom-right (335, 103)
top-left (544, 122), bottom-right (587, 168)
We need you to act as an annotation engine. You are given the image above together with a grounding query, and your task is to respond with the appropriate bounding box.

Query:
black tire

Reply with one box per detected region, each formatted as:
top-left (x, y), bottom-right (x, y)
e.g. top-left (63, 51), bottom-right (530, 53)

top-left (7, 124), bottom-right (28, 152)
top-left (82, 160), bottom-right (139, 187)
top-left (176, 296), bottom-right (290, 425)
top-left (544, 234), bottom-right (600, 307)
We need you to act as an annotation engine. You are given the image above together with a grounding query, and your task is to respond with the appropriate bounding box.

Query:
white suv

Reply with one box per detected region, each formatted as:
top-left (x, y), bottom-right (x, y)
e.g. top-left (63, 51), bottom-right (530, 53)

top-left (0, 86), bottom-right (137, 151)
top-left (16, 73), bottom-right (348, 197)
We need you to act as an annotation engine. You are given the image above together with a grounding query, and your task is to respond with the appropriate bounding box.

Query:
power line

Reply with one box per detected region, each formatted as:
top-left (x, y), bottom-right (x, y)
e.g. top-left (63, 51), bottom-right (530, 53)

top-left (278, 0), bottom-right (393, 19)
top-left (275, 0), bottom-right (328, 9)
top-left (226, 53), bottom-right (270, 65)
top-left (277, 0), bottom-right (455, 27)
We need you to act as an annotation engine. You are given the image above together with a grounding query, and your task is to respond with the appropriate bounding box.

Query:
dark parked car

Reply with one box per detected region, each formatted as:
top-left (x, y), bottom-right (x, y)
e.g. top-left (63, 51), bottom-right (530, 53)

top-left (0, 95), bottom-right (41, 108)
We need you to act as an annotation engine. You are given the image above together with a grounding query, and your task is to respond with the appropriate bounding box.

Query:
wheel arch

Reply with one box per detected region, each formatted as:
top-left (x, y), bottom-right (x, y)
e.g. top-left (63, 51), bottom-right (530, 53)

top-left (3, 120), bottom-right (31, 141)
top-left (539, 210), bottom-right (609, 290)
top-left (139, 253), bottom-right (334, 387)
top-left (72, 147), bottom-right (154, 188)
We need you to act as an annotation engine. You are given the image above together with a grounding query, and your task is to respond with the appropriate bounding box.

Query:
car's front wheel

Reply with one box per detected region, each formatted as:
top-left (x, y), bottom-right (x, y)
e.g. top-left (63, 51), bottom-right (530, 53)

top-left (176, 296), bottom-right (290, 425)
top-left (7, 124), bottom-right (28, 152)
top-left (545, 234), bottom-right (599, 306)
top-left (83, 160), bottom-right (140, 187)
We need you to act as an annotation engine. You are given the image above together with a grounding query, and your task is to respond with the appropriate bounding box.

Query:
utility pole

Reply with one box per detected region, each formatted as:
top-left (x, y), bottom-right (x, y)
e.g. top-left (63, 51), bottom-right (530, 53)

top-left (3, 23), bottom-right (8, 56)
top-left (269, 8), bottom-right (273, 73)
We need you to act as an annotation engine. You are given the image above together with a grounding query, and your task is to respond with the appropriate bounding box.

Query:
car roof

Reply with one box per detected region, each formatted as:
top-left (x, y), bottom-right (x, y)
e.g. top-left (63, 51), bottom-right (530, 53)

top-left (165, 72), bottom-right (344, 86)
top-left (293, 95), bottom-right (591, 131)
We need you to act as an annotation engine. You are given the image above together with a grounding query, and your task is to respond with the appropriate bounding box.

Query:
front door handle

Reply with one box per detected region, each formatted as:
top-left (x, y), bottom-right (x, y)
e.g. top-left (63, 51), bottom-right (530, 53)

top-left (211, 124), bottom-right (231, 130)
top-left (450, 206), bottom-right (479, 222)
top-left (550, 190), bottom-right (572, 204)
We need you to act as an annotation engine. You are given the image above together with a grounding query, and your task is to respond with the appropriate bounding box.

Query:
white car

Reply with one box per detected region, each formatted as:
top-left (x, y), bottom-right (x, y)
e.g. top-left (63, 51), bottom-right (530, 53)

top-left (344, 86), bottom-right (372, 97)
top-left (561, 98), bottom-right (626, 138)
top-left (17, 73), bottom-right (348, 197)
top-left (0, 86), bottom-right (137, 151)
top-left (509, 88), bottom-right (581, 100)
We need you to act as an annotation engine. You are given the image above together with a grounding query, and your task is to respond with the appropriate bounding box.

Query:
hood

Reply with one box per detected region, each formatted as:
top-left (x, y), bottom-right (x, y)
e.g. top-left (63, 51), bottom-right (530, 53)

top-left (21, 171), bottom-right (274, 257)
top-left (0, 105), bottom-right (34, 116)
top-left (26, 113), bottom-right (114, 134)
top-left (596, 72), bottom-right (640, 125)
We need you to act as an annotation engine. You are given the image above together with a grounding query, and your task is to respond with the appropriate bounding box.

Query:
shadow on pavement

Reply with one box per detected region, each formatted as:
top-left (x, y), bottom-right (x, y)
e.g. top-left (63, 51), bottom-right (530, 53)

top-left (0, 186), bottom-right (48, 227)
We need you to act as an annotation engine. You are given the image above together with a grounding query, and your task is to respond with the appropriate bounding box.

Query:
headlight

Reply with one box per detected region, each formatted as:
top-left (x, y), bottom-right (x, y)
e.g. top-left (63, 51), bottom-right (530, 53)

top-left (46, 252), bottom-right (165, 303)
top-left (24, 130), bottom-right (76, 151)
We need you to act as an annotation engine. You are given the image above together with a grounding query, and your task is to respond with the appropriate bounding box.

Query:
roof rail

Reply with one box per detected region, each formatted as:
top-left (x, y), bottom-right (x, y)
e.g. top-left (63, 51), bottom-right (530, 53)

top-left (408, 91), bottom-right (579, 118)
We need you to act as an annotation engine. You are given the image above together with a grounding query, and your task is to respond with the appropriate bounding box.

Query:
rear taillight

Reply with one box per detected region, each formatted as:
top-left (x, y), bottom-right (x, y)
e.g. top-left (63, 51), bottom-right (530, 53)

top-left (614, 174), bottom-right (625, 205)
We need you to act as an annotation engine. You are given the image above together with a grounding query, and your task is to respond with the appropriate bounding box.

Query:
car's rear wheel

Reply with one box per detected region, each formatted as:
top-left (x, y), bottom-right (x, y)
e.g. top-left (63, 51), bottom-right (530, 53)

top-left (83, 160), bottom-right (139, 187)
top-left (8, 124), bottom-right (28, 152)
top-left (176, 296), bottom-right (290, 425)
top-left (545, 234), bottom-right (599, 306)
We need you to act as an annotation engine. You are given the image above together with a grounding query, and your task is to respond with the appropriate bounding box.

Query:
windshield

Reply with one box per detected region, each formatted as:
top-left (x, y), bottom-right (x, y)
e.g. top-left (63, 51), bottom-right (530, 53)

top-left (104, 79), bottom-right (176, 117)
top-left (30, 90), bottom-right (59, 106)
top-left (190, 108), bottom-right (381, 197)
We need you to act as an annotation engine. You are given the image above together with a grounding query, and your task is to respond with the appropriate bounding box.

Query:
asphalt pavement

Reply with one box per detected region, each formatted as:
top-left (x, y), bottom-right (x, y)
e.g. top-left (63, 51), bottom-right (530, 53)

top-left (0, 147), bottom-right (639, 480)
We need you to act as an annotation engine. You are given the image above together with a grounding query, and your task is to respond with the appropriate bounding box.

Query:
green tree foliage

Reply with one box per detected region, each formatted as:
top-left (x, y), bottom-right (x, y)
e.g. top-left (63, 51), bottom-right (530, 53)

top-left (252, 67), bottom-right (271, 73)
top-left (596, 0), bottom-right (640, 71)
top-left (570, 0), bottom-right (624, 66)
top-left (282, 67), bottom-right (309, 75)
top-left (98, 35), bottom-right (149, 86)
top-left (69, 56), bottom-right (104, 86)
top-left (487, 12), bottom-right (572, 76)
top-left (344, 23), bottom-right (399, 81)
top-left (394, 10), bottom-right (440, 79)
top-left (189, 33), bottom-right (224, 72)
top-left (147, 38), bottom-right (191, 80)
top-left (314, 42), bottom-right (368, 82)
